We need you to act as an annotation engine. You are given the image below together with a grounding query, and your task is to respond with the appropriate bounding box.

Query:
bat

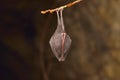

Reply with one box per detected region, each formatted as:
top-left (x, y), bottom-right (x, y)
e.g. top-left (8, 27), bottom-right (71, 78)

top-left (49, 8), bottom-right (72, 61)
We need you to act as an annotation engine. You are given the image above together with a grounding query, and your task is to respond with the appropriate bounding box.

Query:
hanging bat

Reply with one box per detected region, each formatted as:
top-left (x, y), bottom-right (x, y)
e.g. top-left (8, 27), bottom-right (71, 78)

top-left (49, 8), bottom-right (72, 61)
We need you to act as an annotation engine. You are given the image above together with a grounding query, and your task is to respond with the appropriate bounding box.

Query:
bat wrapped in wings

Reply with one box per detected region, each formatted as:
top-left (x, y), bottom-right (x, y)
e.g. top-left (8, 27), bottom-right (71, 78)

top-left (49, 8), bottom-right (72, 61)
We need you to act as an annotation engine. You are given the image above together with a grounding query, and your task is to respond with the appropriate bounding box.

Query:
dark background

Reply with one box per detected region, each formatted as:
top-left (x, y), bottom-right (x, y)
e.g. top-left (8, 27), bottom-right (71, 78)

top-left (0, 0), bottom-right (120, 80)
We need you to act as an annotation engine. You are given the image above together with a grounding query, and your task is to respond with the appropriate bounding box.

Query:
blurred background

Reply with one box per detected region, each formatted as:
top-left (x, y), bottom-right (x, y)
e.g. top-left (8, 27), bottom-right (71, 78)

top-left (0, 0), bottom-right (120, 80)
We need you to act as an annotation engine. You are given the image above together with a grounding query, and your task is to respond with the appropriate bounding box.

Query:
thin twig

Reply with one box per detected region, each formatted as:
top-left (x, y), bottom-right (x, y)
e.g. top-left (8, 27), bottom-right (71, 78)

top-left (41, 0), bottom-right (82, 14)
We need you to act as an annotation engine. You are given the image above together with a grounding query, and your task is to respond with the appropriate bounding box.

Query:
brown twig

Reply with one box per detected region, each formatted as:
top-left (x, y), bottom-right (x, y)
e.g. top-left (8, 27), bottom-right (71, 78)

top-left (41, 0), bottom-right (82, 14)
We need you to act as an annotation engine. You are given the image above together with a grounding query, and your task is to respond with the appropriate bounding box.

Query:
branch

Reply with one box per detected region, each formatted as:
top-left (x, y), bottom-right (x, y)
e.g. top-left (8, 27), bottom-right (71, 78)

top-left (41, 0), bottom-right (82, 14)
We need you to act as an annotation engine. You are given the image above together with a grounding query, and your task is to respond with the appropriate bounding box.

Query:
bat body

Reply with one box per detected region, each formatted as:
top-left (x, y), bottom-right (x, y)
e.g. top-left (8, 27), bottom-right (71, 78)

top-left (49, 8), bottom-right (72, 61)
